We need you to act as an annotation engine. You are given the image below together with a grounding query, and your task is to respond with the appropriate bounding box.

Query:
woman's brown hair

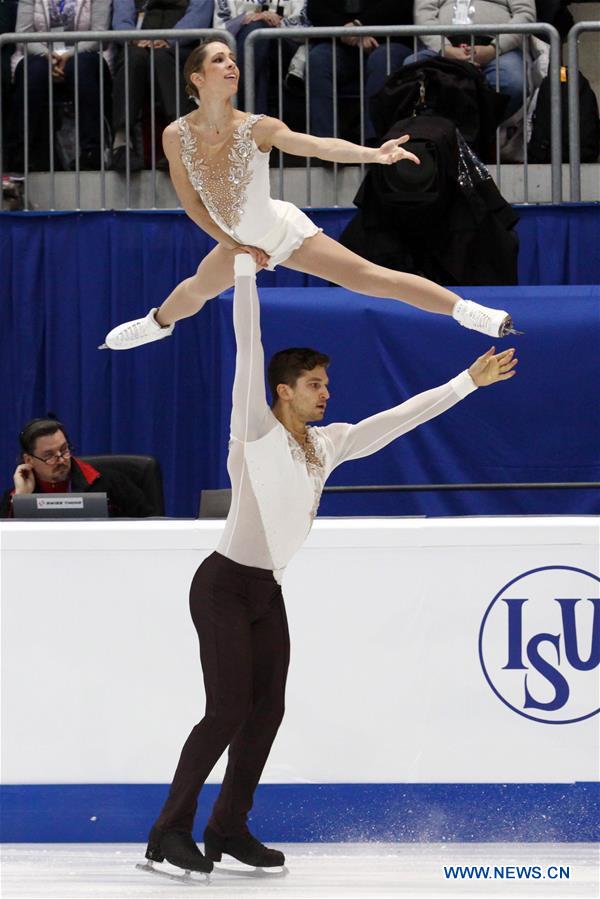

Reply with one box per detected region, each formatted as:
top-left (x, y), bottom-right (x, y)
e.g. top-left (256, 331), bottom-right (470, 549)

top-left (184, 39), bottom-right (231, 99)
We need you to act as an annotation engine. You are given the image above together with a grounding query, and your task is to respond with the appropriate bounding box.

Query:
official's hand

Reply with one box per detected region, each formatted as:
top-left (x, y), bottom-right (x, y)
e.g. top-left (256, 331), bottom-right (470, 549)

top-left (468, 347), bottom-right (518, 387)
top-left (371, 135), bottom-right (420, 166)
top-left (234, 244), bottom-right (270, 269)
top-left (13, 463), bottom-right (35, 495)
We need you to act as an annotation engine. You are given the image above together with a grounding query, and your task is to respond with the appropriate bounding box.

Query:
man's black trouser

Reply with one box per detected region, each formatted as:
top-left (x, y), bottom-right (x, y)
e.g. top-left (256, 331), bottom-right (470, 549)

top-left (155, 551), bottom-right (290, 836)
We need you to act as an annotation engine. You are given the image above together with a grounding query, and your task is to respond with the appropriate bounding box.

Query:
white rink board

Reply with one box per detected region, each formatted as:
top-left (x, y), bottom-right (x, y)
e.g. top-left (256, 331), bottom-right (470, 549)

top-left (1, 517), bottom-right (599, 785)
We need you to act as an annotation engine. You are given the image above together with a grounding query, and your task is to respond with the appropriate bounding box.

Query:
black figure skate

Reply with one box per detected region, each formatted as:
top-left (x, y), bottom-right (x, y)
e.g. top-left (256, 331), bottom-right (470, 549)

top-left (204, 825), bottom-right (288, 878)
top-left (135, 825), bottom-right (213, 883)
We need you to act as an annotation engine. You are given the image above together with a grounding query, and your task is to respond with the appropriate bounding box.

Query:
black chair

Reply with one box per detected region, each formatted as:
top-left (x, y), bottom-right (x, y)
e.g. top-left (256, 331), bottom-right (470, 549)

top-left (80, 454), bottom-right (165, 517)
top-left (198, 488), bottom-right (231, 519)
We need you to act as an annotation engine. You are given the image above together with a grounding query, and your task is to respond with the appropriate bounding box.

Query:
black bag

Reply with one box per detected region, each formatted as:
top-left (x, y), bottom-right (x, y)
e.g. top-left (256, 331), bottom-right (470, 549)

top-left (528, 69), bottom-right (600, 162)
top-left (370, 57), bottom-right (508, 161)
top-left (340, 116), bottom-right (519, 286)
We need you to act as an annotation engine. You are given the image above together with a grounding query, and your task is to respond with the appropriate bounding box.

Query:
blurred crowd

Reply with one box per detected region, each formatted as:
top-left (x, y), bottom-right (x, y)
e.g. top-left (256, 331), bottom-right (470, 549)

top-left (0, 0), bottom-right (593, 173)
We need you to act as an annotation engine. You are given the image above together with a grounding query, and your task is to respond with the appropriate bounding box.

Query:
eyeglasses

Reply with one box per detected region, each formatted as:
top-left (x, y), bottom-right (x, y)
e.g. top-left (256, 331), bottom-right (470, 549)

top-left (29, 445), bottom-right (73, 467)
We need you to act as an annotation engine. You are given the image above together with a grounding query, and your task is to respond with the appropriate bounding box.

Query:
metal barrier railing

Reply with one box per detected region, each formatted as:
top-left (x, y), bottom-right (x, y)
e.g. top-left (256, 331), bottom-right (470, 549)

top-left (324, 482), bottom-right (600, 494)
top-left (5, 23), bottom-right (592, 210)
top-left (568, 21), bottom-right (600, 202)
top-left (244, 23), bottom-right (563, 205)
top-left (0, 28), bottom-right (233, 211)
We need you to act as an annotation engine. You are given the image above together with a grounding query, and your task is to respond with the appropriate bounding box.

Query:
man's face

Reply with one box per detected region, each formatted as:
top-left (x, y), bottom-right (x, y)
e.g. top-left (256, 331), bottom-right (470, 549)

top-left (24, 430), bottom-right (72, 483)
top-left (286, 366), bottom-right (330, 423)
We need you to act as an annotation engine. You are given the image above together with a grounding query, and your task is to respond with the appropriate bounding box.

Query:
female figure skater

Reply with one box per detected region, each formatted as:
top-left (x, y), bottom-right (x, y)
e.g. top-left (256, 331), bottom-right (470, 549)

top-left (102, 40), bottom-right (518, 350)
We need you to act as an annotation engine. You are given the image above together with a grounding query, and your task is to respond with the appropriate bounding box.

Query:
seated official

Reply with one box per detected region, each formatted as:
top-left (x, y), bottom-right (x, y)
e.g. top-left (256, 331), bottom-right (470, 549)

top-left (1, 416), bottom-right (154, 518)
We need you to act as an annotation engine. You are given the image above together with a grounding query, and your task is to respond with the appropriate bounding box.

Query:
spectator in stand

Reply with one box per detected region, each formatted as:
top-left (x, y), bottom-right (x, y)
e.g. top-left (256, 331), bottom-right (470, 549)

top-left (1, 416), bottom-right (154, 517)
top-left (8, 0), bottom-right (111, 171)
top-left (404, 0), bottom-right (536, 119)
top-left (213, 1), bottom-right (309, 114)
top-left (1, 1), bottom-right (18, 161)
top-left (306, 0), bottom-right (414, 142)
top-left (111, 0), bottom-right (214, 172)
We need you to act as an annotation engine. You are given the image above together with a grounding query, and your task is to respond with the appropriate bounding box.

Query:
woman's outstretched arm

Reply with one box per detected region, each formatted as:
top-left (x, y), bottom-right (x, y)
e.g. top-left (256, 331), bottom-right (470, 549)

top-left (253, 116), bottom-right (421, 166)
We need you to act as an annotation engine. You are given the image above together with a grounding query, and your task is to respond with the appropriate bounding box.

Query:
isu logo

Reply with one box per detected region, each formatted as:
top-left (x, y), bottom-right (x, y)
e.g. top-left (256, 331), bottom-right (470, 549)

top-left (478, 566), bottom-right (600, 724)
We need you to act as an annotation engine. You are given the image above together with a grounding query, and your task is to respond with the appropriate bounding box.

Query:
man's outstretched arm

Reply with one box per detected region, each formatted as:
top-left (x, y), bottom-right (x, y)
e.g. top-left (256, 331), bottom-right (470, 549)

top-left (230, 255), bottom-right (273, 443)
top-left (324, 347), bottom-right (517, 466)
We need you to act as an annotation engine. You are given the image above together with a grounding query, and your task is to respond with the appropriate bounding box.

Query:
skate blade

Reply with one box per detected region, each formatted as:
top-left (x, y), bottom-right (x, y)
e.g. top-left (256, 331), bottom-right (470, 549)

top-left (97, 343), bottom-right (108, 350)
top-left (135, 860), bottom-right (210, 884)
top-left (499, 317), bottom-right (524, 338)
top-left (212, 863), bottom-right (289, 878)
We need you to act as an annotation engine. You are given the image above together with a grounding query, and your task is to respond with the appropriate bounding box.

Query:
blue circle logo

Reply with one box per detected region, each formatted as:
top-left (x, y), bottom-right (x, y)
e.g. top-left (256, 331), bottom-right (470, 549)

top-left (479, 566), bottom-right (600, 725)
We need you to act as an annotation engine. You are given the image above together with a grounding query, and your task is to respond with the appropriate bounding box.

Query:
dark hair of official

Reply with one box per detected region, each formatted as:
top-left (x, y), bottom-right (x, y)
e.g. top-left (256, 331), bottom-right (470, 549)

top-left (267, 348), bottom-right (330, 404)
top-left (19, 416), bottom-right (69, 457)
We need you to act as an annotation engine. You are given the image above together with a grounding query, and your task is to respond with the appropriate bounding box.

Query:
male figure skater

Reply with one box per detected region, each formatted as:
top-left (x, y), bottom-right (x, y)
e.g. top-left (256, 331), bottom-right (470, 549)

top-left (144, 254), bottom-right (517, 877)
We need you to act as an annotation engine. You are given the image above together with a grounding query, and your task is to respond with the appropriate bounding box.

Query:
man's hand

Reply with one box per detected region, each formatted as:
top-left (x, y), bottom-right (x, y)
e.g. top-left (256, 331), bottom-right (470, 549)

top-left (246, 10), bottom-right (282, 26)
top-left (443, 44), bottom-right (470, 61)
top-left (13, 463), bottom-right (35, 495)
top-left (341, 22), bottom-right (378, 50)
top-left (233, 244), bottom-right (270, 269)
top-left (371, 135), bottom-right (420, 166)
top-left (469, 347), bottom-right (518, 387)
top-left (472, 44), bottom-right (496, 67)
top-left (51, 51), bottom-right (67, 80)
top-left (341, 35), bottom-right (379, 50)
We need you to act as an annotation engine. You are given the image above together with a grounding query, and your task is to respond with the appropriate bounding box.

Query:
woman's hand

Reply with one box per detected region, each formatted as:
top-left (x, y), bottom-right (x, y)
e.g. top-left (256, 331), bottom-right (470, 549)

top-left (468, 347), bottom-right (518, 387)
top-left (370, 135), bottom-right (420, 166)
top-left (234, 245), bottom-right (271, 269)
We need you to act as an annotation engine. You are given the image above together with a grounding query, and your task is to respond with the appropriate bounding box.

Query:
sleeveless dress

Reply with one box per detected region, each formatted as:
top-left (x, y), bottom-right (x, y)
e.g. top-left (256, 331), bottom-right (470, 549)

top-left (177, 113), bottom-right (321, 270)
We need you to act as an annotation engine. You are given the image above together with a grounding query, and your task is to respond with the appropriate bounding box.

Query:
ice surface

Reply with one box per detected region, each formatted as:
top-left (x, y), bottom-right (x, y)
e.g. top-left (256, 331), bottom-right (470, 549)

top-left (1, 843), bottom-right (598, 899)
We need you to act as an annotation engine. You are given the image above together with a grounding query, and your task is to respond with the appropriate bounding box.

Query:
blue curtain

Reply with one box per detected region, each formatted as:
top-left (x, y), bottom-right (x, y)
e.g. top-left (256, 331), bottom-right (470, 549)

top-left (1, 209), bottom-right (599, 516)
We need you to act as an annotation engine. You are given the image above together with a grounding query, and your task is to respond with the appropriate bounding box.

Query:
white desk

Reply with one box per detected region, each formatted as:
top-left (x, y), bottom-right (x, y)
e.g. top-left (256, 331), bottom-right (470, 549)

top-left (1, 517), bottom-right (598, 785)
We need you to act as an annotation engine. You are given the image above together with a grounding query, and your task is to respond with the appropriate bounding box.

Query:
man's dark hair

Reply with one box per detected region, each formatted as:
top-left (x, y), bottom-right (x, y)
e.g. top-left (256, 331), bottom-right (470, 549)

top-left (19, 415), bottom-right (69, 456)
top-left (267, 348), bottom-right (330, 404)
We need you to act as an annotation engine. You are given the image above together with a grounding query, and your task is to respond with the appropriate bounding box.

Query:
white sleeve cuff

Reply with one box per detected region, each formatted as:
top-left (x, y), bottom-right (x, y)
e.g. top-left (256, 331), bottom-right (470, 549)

top-left (234, 254), bottom-right (256, 277)
top-left (450, 369), bottom-right (478, 399)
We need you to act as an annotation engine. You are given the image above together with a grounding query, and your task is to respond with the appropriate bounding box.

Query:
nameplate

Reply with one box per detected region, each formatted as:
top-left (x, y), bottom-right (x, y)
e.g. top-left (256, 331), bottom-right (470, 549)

top-left (36, 497), bottom-right (84, 510)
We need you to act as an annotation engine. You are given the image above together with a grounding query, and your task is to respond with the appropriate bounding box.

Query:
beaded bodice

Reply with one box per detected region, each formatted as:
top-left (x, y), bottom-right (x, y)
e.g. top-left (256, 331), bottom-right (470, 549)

top-left (177, 114), bottom-right (265, 233)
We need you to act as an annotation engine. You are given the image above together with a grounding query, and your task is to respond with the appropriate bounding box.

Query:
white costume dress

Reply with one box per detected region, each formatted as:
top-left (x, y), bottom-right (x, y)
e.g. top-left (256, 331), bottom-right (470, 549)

top-left (177, 113), bottom-right (321, 270)
top-left (217, 257), bottom-right (478, 583)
